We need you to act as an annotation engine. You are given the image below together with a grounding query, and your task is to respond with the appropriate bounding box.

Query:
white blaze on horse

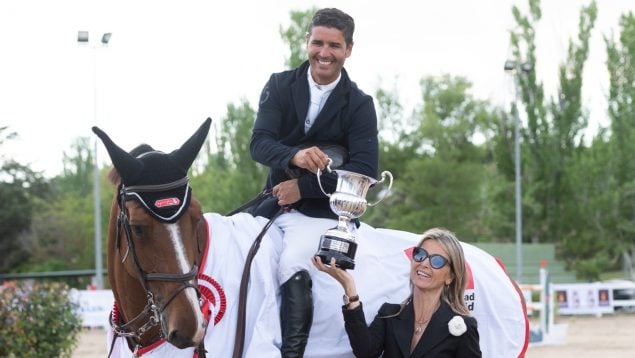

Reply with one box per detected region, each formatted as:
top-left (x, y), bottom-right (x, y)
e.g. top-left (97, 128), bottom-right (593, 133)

top-left (95, 119), bottom-right (529, 357)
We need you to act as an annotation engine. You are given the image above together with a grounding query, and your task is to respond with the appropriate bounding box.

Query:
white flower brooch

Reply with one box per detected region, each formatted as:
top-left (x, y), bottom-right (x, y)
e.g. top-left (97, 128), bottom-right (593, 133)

top-left (448, 315), bottom-right (467, 336)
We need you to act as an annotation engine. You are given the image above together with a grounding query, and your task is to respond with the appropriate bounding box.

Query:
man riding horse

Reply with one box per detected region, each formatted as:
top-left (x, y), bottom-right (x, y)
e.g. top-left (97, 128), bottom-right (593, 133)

top-left (250, 8), bottom-right (377, 356)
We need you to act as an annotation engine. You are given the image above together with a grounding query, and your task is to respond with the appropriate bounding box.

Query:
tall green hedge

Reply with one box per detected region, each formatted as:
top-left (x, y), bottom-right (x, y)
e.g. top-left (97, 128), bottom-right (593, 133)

top-left (0, 281), bottom-right (82, 357)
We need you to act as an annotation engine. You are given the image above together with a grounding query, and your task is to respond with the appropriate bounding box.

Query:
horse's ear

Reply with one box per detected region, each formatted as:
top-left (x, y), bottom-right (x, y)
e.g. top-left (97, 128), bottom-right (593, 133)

top-left (92, 126), bottom-right (144, 184)
top-left (171, 118), bottom-right (212, 172)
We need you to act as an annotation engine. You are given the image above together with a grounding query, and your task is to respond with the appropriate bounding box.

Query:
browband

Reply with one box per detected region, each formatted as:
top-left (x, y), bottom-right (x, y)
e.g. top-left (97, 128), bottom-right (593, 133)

top-left (121, 177), bottom-right (191, 223)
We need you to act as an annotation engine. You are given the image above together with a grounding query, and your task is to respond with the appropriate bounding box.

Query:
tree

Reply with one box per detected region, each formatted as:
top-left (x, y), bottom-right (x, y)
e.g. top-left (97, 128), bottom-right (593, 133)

top-left (56, 137), bottom-right (94, 196)
top-left (605, 12), bottom-right (635, 281)
top-left (560, 134), bottom-right (615, 280)
top-left (279, 8), bottom-right (316, 69)
top-left (374, 86), bottom-right (420, 181)
top-left (508, 0), bottom-right (596, 231)
top-left (508, 0), bottom-right (609, 279)
top-left (366, 75), bottom-right (501, 241)
top-left (192, 100), bottom-right (267, 213)
top-left (0, 128), bottom-right (50, 273)
top-left (19, 137), bottom-right (98, 275)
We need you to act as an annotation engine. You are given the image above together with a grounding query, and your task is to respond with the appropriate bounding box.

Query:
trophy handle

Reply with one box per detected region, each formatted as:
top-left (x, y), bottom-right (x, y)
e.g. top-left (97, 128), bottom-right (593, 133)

top-left (367, 170), bottom-right (393, 207)
top-left (316, 158), bottom-right (333, 198)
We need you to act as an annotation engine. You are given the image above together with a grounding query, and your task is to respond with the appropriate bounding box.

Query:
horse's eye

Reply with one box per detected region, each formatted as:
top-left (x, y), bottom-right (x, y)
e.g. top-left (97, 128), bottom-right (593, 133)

top-left (132, 225), bottom-right (144, 236)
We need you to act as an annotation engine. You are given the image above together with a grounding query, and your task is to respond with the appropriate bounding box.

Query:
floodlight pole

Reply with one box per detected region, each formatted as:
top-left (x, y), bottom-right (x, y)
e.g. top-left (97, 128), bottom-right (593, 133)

top-left (78, 31), bottom-right (112, 290)
top-left (504, 59), bottom-right (531, 284)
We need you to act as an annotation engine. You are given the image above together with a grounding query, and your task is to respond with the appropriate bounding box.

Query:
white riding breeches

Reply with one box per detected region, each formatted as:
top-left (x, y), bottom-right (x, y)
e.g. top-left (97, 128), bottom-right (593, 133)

top-left (273, 210), bottom-right (355, 284)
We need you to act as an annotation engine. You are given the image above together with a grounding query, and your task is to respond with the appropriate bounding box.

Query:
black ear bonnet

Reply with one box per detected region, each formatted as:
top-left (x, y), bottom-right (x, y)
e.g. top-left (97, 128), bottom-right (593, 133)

top-left (92, 118), bottom-right (211, 223)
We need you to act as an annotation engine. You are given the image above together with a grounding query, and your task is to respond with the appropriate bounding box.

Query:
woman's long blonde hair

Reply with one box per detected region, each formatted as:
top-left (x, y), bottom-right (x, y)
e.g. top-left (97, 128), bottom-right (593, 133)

top-left (382, 227), bottom-right (470, 317)
top-left (420, 228), bottom-right (470, 316)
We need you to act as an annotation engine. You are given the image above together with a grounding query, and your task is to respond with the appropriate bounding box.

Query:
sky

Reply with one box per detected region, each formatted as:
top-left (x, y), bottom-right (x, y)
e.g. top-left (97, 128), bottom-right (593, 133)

top-left (1, 0), bottom-right (632, 177)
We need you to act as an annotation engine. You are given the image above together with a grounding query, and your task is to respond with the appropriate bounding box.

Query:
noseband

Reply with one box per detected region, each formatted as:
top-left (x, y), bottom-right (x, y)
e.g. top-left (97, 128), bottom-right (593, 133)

top-left (110, 177), bottom-right (203, 343)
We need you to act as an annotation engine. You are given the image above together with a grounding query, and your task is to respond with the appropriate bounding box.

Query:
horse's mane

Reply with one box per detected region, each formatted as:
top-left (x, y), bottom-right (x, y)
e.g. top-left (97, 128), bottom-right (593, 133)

top-left (107, 144), bottom-right (155, 185)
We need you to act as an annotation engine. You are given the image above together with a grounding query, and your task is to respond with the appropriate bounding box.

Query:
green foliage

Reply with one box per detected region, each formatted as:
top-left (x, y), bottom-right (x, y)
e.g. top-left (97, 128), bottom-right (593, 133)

top-left (606, 11), bottom-right (635, 281)
top-left (20, 193), bottom-right (95, 273)
top-left (0, 282), bottom-right (82, 357)
top-left (57, 137), bottom-right (94, 196)
top-left (0, 166), bottom-right (32, 272)
top-left (375, 87), bottom-right (420, 178)
top-left (0, 128), bottom-right (43, 273)
top-left (279, 8), bottom-right (316, 69)
top-left (0, 159), bottom-right (50, 273)
top-left (0, 126), bottom-right (102, 277)
top-left (16, 137), bottom-right (104, 278)
top-left (507, 0), bottom-right (635, 280)
top-left (192, 99), bottom-right (267, 213)
top-left (557, 134), bottom-right (617, 280)
top-left (508, 0), bottom-right (596, 247)
top-left (366, 75), bottom-right (501, 241)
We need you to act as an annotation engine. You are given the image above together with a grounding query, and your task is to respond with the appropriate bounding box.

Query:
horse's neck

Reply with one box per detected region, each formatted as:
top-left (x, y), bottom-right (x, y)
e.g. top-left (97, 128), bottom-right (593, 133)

top-left (196, 213), bottom-right (209, 269)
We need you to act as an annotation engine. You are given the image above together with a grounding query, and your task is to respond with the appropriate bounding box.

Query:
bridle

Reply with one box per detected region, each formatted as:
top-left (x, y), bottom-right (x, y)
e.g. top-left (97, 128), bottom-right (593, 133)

top-left (109, 177), bottom-right (204, 347)
top-left (92, 119), bottom-right (212, 357)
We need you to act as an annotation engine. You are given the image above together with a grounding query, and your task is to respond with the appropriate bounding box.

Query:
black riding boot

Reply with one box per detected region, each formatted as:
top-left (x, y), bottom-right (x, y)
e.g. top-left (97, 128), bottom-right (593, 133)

top-left (280, 269), bottom-right (313, 358)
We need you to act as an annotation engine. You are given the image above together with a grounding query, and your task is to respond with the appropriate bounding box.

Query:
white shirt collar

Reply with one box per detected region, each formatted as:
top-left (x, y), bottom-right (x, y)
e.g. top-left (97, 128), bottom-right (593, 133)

top-left (307, 67), bottom-right (341, 92)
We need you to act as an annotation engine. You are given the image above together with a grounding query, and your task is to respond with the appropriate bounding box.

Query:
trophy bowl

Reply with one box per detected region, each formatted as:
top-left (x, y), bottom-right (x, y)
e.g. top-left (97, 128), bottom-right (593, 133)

top-left (316, 163), bottom-right (393, 270)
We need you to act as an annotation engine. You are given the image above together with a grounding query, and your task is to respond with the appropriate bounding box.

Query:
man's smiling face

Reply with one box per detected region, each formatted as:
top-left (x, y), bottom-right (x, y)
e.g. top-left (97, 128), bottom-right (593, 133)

top-left (306, 26), bottom-right (352, 85)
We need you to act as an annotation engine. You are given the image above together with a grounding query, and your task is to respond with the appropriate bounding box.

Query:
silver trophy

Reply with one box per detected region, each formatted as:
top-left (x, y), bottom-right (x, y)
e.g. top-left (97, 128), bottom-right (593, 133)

top-left (316, 159), bottom-right (393, 269)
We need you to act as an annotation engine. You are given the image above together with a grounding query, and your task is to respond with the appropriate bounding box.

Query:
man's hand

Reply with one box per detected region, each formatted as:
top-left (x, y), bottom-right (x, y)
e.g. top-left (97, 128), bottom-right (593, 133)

top-left (291, 146), bottom-right (330, 174)
top-left (272, 179), bottom-right (301, 206)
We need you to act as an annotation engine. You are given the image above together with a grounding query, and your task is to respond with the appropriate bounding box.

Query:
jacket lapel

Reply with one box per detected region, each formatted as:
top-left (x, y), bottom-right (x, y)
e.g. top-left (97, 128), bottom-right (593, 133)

top-left (391, 300), bottom-right (415, 357)
top-left (291, 66), bottom-right (310, 130)
top-left (411, 302), bottom-right (454, 357)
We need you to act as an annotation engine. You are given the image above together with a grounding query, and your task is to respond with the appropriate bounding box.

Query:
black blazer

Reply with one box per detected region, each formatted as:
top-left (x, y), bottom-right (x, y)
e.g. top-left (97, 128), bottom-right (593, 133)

top-left (250, 61), bottom-right (379, 219)
top-left (343, 300), bottom-right (481, 358)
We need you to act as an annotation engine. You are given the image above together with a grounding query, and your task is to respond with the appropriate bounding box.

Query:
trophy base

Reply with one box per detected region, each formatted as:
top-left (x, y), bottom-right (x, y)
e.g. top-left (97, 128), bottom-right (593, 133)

top-left (315, 233), bottom-right (357, 270)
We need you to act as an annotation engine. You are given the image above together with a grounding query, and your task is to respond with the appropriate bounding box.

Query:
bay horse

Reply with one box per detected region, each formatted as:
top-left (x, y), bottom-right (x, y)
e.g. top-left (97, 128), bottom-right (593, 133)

top-left (95, 118), bottom-right (529, 357)
top-left (94, 119), bottom-right (212, 356)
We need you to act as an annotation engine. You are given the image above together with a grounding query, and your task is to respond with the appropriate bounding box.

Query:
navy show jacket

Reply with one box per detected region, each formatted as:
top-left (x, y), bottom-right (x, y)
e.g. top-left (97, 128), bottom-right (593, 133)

top-left (343, 300), bottom-right (482, 358)
top-left (250, 60), bottom-right (379, 219)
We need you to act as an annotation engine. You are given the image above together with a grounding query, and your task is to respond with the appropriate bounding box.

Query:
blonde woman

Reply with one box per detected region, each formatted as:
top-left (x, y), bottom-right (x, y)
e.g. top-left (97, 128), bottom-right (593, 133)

top-left (313, 228), bottom-right (481, 357)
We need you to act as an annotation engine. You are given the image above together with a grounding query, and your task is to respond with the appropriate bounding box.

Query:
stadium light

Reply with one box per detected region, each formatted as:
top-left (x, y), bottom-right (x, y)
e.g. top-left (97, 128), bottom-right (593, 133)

top-left (504, 59), bottom-right (532, 283)
top-left (77, 31), bottom-right (112, 290)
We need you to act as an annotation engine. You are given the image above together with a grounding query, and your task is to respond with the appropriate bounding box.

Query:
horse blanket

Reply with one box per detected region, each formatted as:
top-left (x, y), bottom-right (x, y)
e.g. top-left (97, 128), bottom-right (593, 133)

top-left (107, 212), bottom-right (528, 357)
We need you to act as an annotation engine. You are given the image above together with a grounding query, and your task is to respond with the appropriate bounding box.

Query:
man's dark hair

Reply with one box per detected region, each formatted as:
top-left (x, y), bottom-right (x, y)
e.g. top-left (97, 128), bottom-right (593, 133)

top-left (308, 8), bottom-right (355, 46)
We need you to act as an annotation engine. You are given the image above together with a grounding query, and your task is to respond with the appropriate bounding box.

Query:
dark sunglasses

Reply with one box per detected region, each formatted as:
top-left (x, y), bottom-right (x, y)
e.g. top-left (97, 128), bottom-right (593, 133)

top-left (412, 247), bottom-right (449, 269)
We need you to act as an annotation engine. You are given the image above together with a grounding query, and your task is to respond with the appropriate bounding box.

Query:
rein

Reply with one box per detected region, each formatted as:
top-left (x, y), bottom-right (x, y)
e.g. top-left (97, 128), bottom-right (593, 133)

top-left (231, 207), bottom-right (284, 358)
top-left (109, 178), bottom-right (206, 357)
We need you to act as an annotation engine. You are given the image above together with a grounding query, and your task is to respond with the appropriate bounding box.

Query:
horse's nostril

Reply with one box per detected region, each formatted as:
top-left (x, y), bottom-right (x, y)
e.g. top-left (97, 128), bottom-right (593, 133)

top-left (168, 329), bottom-right (195, 349)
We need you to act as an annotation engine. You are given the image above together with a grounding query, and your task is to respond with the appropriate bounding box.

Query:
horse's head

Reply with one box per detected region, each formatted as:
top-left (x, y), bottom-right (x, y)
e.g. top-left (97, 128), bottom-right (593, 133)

top-left (93, 118), bottom-right (211, 350)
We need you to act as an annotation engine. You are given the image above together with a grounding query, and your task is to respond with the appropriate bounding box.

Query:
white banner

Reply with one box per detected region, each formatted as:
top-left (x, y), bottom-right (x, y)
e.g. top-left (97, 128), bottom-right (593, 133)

top-left (71, 289), bottom-right (114, 328)
top-left (553, 283), bottom-right (613, 315)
